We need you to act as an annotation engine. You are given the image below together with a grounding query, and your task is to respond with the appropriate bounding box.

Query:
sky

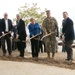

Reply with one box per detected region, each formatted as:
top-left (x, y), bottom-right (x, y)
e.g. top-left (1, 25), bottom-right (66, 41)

top-left (0, 0), bottom-right (75, 28)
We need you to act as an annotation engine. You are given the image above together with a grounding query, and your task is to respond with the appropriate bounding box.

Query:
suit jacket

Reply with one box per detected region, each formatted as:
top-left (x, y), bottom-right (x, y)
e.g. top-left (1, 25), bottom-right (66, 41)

top-left (17, 19), bottom-right (27, 41)
top-left (62, 17), bottom-right (74, 41)
top-left (1, 18), bottom-right (13, 36)
top-left (0, 19), bottom-right (2, 36)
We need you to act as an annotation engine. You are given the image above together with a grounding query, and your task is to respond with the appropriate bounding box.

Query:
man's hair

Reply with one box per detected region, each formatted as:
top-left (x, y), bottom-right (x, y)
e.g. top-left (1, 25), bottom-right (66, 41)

top-left (16, 14), bottom-right (21, 17)
top-left (4, 13), bottom-right (8, 16)
top-left (63, 11), bottom-right (68, 14)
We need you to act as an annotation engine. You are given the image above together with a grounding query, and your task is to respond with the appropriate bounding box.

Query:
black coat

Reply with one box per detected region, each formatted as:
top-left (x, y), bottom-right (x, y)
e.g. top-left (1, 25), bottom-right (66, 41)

top-left (0, 19), bottom-right (2, 36)
top-left (17, 19), bottom-right (27, 41)
top-left (0, 18), bottom-right (13, 35)
top-left (62, 18), bottom-right (74, 41)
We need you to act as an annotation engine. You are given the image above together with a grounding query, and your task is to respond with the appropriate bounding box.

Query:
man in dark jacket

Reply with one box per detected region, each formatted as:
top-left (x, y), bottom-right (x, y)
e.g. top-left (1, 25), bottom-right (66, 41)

top-left (16, 14), bottom-right (27, 58)
top-left (62, 12), bottom-right (74, 61)
top-left (0, 19), bottom-right (2, 48)
top-left (0, 13), bottom-right (13, 56)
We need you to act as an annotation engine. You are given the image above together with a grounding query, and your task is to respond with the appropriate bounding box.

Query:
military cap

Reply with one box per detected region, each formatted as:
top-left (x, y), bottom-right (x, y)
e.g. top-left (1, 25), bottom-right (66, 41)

top-left (46, 10), bottom-right (50, 13)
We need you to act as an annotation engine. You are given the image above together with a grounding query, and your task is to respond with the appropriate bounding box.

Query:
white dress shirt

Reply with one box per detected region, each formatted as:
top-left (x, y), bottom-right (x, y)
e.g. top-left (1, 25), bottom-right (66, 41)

top-left (5, 19), bottom-right (9, 32)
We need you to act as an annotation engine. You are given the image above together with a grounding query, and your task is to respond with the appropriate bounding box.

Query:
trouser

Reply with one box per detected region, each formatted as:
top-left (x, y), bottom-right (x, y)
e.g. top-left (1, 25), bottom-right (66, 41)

top-left (43, 42), bottom-right (46, 52)
top-left (45, 36), bottom-right (56, 58)
top-left (65, 40), bottom-right (73, 60)
top-left (1, 35), bottom-right (12, 55)
top-left (12, 39), bottom-right (17, 50)
top-left (62, 41), bottom-right (66, 52)
top-left (39, 41), bottom-right (43, 53)
top-left (45, 41), bottom-right (56, 54)
top-left (31, 39), bottom-right (39, 58)
top-left (56, 38), bottom-right (58, 52)
top-left (17, 41), bottom-right (26, 57)
top-left (0, 39), bottom-right (1, 48)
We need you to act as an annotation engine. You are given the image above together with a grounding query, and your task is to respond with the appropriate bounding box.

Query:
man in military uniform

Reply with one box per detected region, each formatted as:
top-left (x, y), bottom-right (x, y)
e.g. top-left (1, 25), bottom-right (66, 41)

top-left (42, 10), bottom-right (58, 59)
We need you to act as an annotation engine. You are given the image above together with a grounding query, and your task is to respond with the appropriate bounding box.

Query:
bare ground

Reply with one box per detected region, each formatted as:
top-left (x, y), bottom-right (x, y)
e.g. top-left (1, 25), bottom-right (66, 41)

top-left (0, 46), bottom-right (75, 70)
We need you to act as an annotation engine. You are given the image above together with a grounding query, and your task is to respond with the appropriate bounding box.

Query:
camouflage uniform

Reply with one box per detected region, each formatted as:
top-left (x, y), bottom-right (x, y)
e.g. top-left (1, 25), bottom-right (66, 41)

top-left (42, 16), bottom-right (58, 58)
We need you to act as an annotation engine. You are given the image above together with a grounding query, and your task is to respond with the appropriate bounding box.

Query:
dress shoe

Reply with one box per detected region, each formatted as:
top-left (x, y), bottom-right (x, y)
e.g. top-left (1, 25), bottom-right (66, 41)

top-left (3, 53), bottom-right (6, 56)
top-left (65, 59), bottom-right (73, 61)
top-left (35, 57), bottom-right (38, 61)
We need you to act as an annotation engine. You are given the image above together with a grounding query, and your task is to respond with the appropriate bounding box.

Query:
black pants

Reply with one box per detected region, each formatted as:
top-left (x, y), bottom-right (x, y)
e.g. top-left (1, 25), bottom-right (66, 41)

top-left (17, 41), bottom-right (26, 57)
top-left (65, 40), bottom-right (73, 60)
top-left (12, 39), bottom-right (17, 50)
top-left (1, 35), bottom-right (12, 55)
top-left (31, 39), bottom-right (39, 58)
top-left (39, 41), bottom-right (43, 53)
top-left (43, 42), bottom-right (46, 52)
top-left (0, 39), bottom-right (1, 48)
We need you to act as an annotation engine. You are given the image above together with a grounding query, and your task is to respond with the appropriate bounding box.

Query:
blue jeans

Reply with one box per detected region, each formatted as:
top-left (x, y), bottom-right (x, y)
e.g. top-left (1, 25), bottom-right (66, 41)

top-left (62, 41), bottom-right (66, 52)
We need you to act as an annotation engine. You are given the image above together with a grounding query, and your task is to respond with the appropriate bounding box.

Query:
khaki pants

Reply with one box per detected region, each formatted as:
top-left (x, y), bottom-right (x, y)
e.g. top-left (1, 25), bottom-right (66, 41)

top-left (45, 41), bottom-right (56, 54)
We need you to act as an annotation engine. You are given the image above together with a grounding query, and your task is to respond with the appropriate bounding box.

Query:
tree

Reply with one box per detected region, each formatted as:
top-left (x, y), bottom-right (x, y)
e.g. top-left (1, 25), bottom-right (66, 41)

top-left (18, 3), bottom-right (46, 25)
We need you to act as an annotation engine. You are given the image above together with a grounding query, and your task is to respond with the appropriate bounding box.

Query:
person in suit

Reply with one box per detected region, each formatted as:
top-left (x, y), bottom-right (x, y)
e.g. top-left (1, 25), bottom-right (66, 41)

top-left (16, 14), bottom-right (27, 58)
top-left (0, 19), bottom-right (2, 48)
top-left (0, 13), bottom-right (13, 56)
top-left (62, 12), bottom-right (74, 61)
